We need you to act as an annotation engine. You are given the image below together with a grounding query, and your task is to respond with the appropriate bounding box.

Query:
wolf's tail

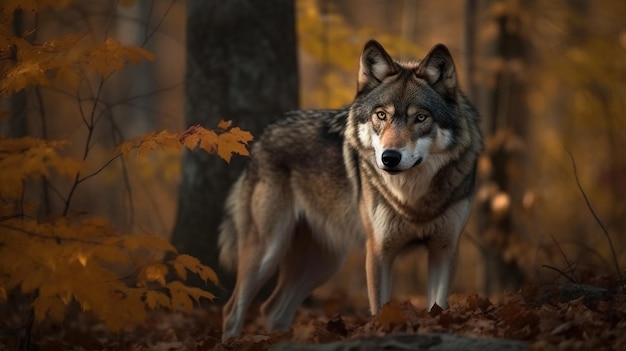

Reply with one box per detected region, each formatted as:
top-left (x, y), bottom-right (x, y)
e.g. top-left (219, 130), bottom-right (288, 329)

top-left (218, 174), bottom-right (246, 272)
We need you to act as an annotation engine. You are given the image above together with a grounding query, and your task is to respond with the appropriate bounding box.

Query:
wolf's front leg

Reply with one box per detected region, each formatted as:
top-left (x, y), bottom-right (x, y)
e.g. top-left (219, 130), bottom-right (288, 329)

top-left (365, 237), bottom-right (393, 315)
top-left (426, 237), bottom-right (459, 310)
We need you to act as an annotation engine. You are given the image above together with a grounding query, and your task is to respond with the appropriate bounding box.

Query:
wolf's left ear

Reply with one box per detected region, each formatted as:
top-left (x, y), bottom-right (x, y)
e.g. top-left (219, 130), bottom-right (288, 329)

top-left (357, 40), bottom-right (399, 93)
top-left (416, 44), bottom-right (458, 99)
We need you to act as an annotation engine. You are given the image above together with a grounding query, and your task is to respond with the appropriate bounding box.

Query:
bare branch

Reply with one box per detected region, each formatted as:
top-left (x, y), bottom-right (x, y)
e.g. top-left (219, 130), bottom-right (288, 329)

top-left (567, 151), bottom-right (624, 290)
top-left (541, 264), bottom-right (577, 284)
top-left (549, 233), bottom-right (579, 283)
top-left (141, 0), bottom-right (177, 48)
top-left (77, 153), bottom-right (123, 185)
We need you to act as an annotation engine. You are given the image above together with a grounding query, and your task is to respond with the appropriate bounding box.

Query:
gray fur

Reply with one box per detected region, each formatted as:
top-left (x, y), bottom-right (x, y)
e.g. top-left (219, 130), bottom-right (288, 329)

top-left (219, 40), bottom-right (483, 340)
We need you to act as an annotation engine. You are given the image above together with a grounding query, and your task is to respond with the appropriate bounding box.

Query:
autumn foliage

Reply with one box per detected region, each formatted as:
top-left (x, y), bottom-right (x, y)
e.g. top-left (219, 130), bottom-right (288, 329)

top-left (0, 0), bottom-right (251, 341)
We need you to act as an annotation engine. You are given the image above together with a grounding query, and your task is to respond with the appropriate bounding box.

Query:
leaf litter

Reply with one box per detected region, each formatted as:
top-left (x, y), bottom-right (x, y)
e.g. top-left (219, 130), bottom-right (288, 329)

top-left (2, 279), bottom-right (625, 350)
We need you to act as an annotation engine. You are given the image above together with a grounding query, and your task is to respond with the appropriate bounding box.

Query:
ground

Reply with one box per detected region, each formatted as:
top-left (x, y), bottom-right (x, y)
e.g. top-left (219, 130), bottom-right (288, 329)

top-left (2, 279), bottom-right (625, 350)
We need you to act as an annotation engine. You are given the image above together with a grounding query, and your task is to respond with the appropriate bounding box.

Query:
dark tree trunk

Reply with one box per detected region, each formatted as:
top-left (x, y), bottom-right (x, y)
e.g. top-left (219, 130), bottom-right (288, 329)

top-left (171, 0), bottom-right (298, 297)
top-left (467, 0), bottom-right (527, 296)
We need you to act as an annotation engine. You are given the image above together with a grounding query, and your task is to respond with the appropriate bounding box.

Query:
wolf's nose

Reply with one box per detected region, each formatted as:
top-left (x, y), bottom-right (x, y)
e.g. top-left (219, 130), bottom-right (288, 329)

top-left (382, 150), bottom-right (402, 168)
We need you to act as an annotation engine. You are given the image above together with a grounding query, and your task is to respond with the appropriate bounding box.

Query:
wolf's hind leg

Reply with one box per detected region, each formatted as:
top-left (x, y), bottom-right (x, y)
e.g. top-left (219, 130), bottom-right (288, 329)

top-left (261, 223), bottom-right (346, 332)
top-left (222, 182), bottom-right (295, 340)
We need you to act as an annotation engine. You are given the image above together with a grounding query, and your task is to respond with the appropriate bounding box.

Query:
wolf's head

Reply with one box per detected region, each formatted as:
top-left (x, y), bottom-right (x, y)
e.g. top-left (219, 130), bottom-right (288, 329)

top-left (349, 40), bottom-right (462, 174)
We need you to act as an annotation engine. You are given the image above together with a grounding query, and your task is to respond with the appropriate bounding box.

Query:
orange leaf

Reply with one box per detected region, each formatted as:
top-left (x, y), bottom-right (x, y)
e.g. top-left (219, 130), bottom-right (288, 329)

top-left (377, 300), bottom-right (407, 328)
top-left (217, 119), bottom-right (233, 130)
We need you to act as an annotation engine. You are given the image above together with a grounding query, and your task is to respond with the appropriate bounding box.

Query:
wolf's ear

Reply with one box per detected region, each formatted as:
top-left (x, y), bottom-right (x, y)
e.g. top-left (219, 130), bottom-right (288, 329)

top-left (357, 40), bottom-right (398, 93)
top-left (416, 44), bottom-right (458, 99)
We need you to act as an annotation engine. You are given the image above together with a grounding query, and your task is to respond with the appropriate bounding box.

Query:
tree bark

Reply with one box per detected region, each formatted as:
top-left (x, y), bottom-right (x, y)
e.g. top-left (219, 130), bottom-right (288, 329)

top-left (467, 0), bottom-right (527, 296)
top-left (171, 0), bottom-right (298, 296)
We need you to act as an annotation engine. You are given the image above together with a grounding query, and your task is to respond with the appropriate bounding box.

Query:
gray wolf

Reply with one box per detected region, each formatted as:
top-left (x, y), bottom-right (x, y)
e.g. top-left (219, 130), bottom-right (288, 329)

top-left (218, 40), bottom-right (483, 340)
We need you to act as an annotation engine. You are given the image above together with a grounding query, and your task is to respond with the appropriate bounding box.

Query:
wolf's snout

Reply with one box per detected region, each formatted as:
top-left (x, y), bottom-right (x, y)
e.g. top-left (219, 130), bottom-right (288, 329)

top-left (381, 150), bottom-right (402, 168)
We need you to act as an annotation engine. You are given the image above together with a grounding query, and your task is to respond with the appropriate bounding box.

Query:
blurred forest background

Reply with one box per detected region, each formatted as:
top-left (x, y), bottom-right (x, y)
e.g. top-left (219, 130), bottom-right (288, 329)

top-left (2, 0), bottom-right (625, 307)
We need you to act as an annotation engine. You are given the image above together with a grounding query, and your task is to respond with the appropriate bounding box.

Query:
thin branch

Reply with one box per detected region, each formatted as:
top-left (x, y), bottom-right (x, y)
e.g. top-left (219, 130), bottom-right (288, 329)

top-left (35, 86), bottom-right (52, 216)
top-left (63, 77), bottom-right (106, 216)
top-left (110, 124), bottom-right (135, 229)
top-left (43, 177), bottom-right (66, 204)
top-left (62, 0), bottom-right (177, 217)
top-left (141, 0), bottom-right (177, 48)
top-left (567, 151), bottom-right (624, 290)
top-left (77, 153), bottom-right (123, 185)
top-left (542, 264), bottom-right (577, 284)
top-left (549, 233), bottom-right (578, 283)
top-left (0, 223), bottom-right (116, 246)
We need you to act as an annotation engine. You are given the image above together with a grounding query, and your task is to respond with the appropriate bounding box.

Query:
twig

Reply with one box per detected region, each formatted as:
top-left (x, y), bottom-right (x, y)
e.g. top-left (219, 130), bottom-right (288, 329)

top-left (104, 110), bottom-right (135, 229)
top-left (141, 0), bottom-right (177, 48)
top-left (35, 86), bottom-right (52, 216)
top-left (549, 233), bottom-right (578, 283)
top-left (0, 223), bottom-right (116, 246)
top-left (567, 151), bottom-right (624, 290)
top-left (77, 153), bottom-right (123, 184)
top-left (542, 264), bottom-right (577, 284)
top-left (63, 73), bottom-right (107, 216)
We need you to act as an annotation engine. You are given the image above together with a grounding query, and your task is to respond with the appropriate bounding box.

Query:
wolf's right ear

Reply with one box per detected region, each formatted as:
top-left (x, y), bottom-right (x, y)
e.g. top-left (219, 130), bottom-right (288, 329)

top-left (357, 40), bottom-right (398, 93)
top-left (416, 44), bottom-right (458, 99)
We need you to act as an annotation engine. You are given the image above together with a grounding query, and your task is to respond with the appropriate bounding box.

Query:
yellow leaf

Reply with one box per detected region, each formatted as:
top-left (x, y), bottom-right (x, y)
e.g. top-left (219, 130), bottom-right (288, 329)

top-left (116, 130), bottom-right (182, 159)
top-left (217, 119), bottom-right (233, 130)
top-left (122, 234), bottom-right (176, 253)
top-left (172, 262), bottom-right (187, 281)
top-left (144, 290), bottom-right (171, 309)
top-left (377, 300), bottom-right (407, 328)
top-left (197, 129), bottom-right (219, 154)
top-left (21, 267), bottom-right (48, 294)
top-left (228, 127), bottom-right (254, 144)
top-left (138, 263), bottom-right (168, 287)
top-left (0, 62), bottom-right (50, 96)
top-left (217, 132), bottom-right (250, 163)
top-left (0, 137), bottom-right (85, 199)
top-left (168, 281), bottom-right (194, 312)
top-left (32, 295), bottom-right (66, 324)
top-left (82, 38), bottom-right (154, 78)
top-left (172, 254), bottom-right (219, 286)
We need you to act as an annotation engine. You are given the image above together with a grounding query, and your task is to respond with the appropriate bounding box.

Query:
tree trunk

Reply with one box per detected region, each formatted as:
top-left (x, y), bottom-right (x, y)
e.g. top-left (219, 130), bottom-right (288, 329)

top-left (468, 0), bottom-right (527, 296)
top-left (171, 0), bottom-right (298, 297)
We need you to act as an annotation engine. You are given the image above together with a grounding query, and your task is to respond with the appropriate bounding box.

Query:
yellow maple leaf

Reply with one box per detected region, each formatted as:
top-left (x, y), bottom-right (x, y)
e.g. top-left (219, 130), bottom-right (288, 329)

top-left (168, 281), bottom-right (194, 312)
top-left (377, 300), bottom-right (407, 328)
top-left (138, 263), bottom-right (168, 287)
top-left (217, 119), bottom-right (233, 130)
top-left (144, 290), bottom-right (171, 309)
top-left (0, 62), bottom-right (50, 96)
top-left (217, 131), bottom-right (251, 163)
top-left (82, 38), bottom-right (154, 79)
top-left (172, 254), bottom-right (219, 286)
top-left (171, 262), bottom-right (187, 281)
top-left (32, 295), bottom-right (66, 324)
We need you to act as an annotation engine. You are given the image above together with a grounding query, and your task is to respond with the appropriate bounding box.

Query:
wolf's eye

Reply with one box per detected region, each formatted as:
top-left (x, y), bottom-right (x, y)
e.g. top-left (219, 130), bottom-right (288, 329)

top-left (416, 114), bottom-right (427, 122)
top-left (376, 111), bottom-right (387, 120)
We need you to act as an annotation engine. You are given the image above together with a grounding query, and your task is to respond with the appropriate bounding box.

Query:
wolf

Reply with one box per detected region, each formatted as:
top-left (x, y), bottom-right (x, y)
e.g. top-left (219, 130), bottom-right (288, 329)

top-left (218, 40), bottom-right (483, 340)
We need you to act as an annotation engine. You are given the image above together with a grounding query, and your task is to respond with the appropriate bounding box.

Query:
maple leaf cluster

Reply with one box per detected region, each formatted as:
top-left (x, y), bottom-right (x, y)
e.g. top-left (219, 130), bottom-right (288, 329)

top-left (0, 1), bottom-right (154, 97)
top-left (0, 1), bottom-right (253, 341)
top-left (117, 121), bottom-right (253, 164)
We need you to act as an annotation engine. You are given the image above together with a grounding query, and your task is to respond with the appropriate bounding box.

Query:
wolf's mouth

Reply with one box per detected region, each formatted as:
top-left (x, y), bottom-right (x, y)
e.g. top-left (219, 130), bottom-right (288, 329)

top-left (383, 169), bottom-right (402, 174)
top-left (382, 157), bottom-right (423, 174)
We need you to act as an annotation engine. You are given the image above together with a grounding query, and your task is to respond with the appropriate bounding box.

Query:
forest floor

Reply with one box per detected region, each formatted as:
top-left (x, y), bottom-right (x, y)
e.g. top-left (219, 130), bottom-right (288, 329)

top-left (2, 277), bottom-right (626, 351)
